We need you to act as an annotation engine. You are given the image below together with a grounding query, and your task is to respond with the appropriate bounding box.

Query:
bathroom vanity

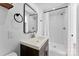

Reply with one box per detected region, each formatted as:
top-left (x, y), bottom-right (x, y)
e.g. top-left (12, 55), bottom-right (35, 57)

top-left (20, 36), bottom-right (48, 56)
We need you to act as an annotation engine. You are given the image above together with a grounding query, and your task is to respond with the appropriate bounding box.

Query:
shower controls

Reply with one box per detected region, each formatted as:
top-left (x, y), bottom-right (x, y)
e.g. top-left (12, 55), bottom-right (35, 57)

top-left (71, 34), bottom-right (74, 37)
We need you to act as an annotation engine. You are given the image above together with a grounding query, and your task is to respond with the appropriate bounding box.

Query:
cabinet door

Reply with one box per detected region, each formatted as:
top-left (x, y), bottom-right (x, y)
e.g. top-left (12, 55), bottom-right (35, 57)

top-left (20, 44), bottom-right (39, 56)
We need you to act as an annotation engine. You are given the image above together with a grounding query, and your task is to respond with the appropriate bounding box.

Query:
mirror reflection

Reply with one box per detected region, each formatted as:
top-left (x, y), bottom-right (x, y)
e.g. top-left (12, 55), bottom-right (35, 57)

top-left (23, 3), bottom-right (38, 33)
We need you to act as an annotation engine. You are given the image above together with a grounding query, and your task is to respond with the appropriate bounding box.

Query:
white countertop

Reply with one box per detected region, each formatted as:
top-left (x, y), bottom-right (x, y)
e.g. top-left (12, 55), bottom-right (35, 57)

top-left (20, 36), bottom-right (48, 50)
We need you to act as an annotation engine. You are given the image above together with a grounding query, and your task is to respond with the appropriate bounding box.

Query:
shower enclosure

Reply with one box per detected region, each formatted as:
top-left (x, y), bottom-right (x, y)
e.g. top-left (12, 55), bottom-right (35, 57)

top-left (22, 3), bottom-right (78, 56)
top-left (49, 5), bottom-right (68, 56)
top-left (43, 3), bottom-right (77, 56)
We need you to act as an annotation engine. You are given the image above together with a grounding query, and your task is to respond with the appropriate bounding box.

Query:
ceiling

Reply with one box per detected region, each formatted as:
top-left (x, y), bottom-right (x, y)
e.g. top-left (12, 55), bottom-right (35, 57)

top-left (35, 3), bottom-right (65, 12)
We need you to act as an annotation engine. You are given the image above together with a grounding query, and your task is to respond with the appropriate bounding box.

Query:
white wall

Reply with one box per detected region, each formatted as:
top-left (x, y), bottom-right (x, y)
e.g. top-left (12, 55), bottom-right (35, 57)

top-left (6, 3), bottom-right (24, 56)
top-left (6, 3), bottom-right (34, 56)
top-left (0, 3), bottom-right (33, 56)
top-left (0, 6), bottom-right (9, 56)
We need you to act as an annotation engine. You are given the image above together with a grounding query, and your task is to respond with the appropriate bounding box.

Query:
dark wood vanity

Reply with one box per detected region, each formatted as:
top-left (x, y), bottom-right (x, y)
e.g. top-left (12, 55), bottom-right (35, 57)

top-left (20, 40), bottom-right (48, 56)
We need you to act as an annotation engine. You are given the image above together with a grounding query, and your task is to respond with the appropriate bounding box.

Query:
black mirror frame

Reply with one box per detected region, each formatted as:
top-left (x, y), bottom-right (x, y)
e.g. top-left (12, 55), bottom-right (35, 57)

top-left (23, 3), bottom-right (38, 34)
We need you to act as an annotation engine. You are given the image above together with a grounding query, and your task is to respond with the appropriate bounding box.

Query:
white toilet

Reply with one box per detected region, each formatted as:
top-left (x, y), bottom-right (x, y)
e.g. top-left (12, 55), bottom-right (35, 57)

top-left (6, 52), bottom-right (17, 56)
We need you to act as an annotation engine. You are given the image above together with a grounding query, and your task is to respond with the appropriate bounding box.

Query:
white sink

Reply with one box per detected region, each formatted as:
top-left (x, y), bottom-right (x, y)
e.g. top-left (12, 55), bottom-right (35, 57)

top-left (20, 36), bottom-right (48, 50)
